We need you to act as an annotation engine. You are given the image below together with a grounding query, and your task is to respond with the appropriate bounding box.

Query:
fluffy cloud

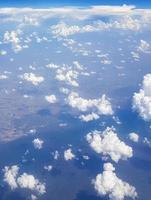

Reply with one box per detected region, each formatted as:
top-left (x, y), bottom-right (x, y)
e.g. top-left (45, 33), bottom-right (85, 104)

top-left (133, 73), bottom-right (151, 121)
top-left (64, 148), bottom-right (75, 160)
top-left (93, 163), bottom-right (137, 200)
top-left (45, 95), bottom-right (57, 103)
top-left (22, 73), bottom-right (44, 85)
top-left (128, 132), bottom-right (139, 142)
top-left (86, 127), bottom-right (133, 162)
top-left (56, 68), bottom-right (79, 87)
top-left (3, 30), bottom-right (22, 52)
top-left (32, 138), bottom-right (44, 149)
top-left (3, 165), bottom-right (19, 190)
top-left (3, 165), bottom-right (46, 195)
top-left (79, 112), bottom-right (100, 122)
top-left (67, 92), bottom-right (113, 116)
top-left (17, 173), bottom-right (46, 194)
top-left (51, 15), bottom-right (147, 38)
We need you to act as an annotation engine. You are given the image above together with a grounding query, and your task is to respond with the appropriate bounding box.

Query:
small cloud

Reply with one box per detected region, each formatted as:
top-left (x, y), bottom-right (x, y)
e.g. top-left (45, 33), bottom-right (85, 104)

top-left (32, 138), bottom-right (44, 150)
top-left (64, 148), bottom-right (75, 161)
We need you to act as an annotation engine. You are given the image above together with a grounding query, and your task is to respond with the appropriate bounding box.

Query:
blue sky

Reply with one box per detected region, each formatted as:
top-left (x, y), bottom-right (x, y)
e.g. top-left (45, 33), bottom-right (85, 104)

top-left (0, 0), bottom-right (151, 8)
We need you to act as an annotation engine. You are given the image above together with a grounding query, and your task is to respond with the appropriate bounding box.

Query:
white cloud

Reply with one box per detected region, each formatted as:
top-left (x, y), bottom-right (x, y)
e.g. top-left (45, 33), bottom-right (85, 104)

top-left (3, 30), bottom-right (22, 52)
top-left (22, 73), bottom-right (44, 85)
top-left (137, 40), bottom-right (150, 53)
top-left (44, 165), bottom-right (53, 172)
top-left (17, 173), bottom-right (46, 194)
top-left (128, 132), bottom-right (139, 143)
top-left (59, 87), bottom-right (69, 94)
top-left (86, 127), bottom-right (133, 162)
top-left (131, 51), bottom-right (140, 61)
top-left (32, 138), bottom-right (44, 149)
top-left (31, 194), bottom-right (37, 200)
top-left (79, 112), bottom-right (100, 122)
top-left (56, 68), bottom-right (79, 87)
top-left (0, 6), bottom-right (151, 29)
top-left (22, 16), bottom-right (39, 26)
top-left (46, 63), bottom-right (59, 69)
top-left (3, 165), bottom-right (19, 190)
top-left (64, 148), bottom-right (75, 160)
top-left (0, 74), bottom-right (8, 80)
top-left (45, 95), bottom-right (57, 103)
top-left (133, 73), bottom-right (151, 121)
top-left (73, 61), bottom-right (84, 70)
top-left (3, 165), bottom-right (46, 195)
top-left (93, 162), bottom-right (137, 200)
top-left (67, 92), bottom-right (113, 116)
top-left (0, 50), bottom-right (7, 55)
top-left (50, 15), bottom-right (147, 38)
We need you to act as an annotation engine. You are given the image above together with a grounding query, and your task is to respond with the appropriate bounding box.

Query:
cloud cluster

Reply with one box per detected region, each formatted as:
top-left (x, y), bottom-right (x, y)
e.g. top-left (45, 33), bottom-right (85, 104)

top-left (137, 40), bottom-right (150, 53)
top-left (3, 30), bottom-right (23, 52)
top-left (3, 165), bottom-right (46, 195)
top-left (67, 92), bottom-right (113, 117)
top-left (22, 73), bottom-right (44, 85)
top-left (86, 127), bottom-right (133, 162)
top-left (133, 73), bottom-right (151, 121)
top-left (51, 15), bottom-right (147, 38)
top-left (56, 68), bottom-right (79, 87)
top-left (0, 5), bottom-right (140, 23)
top-left (93, 163), bottom-right (137, 200)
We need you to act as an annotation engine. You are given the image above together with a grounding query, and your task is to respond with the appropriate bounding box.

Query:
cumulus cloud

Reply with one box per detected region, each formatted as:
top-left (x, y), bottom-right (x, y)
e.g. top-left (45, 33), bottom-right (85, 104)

top-left (56, 68), bottom-right (79, 87)
top-left (32, 138), bottom-right (44, 149)
top-left (67, 92), bottom-right (113, 116)
top-left (51, 15), bottom-right (147, 38)
top-left (64, 148), bottom-right (75, 160)
top-left (86, 127), bottom-right (133, 162)
top-left (3, 165), bottom-right (19, 190)
top-left (22, 73), bottom-right (44, 85)
top-left (79, 112), bottom-right (100, 122)
top-left (17, 173), bottom-right (46, 194)
top-left (3, 30), bottom-right (23, 52)
top-left (3, 165), bottom-right (46, 195)
top-left (45, 95), bottom-right (57, 103)
top-left (133, 73), bottom-right (151, 121)
top-left (128, 132), bottom-right (139, 142)
top-left (93, 162), bottom-right (137, 200)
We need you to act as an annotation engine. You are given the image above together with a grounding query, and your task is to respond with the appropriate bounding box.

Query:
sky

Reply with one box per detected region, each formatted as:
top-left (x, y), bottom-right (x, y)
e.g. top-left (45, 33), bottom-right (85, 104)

top-left (1, 1), bottom-right (151, 200)
top-left (0, 0), bottom-right (151, 8)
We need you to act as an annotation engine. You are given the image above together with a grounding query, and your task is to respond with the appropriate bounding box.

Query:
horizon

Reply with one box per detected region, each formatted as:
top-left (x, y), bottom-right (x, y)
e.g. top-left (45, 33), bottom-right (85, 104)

top-left (0, 0), bottom-right (151, 8)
